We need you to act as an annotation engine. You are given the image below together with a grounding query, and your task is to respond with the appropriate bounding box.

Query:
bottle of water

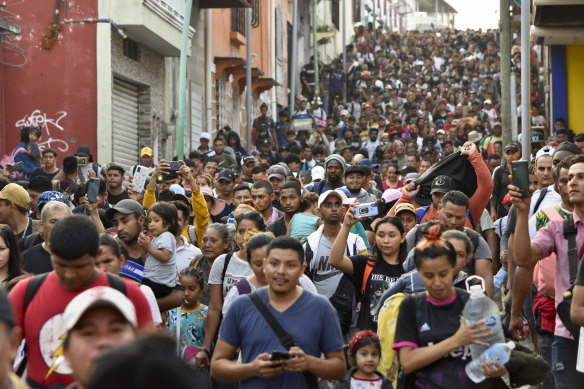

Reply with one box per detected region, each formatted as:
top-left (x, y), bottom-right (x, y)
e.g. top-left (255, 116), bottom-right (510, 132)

top-left (227, 215), bottom-right (236, 236)
top-left (462, 276), bottom-right (506, 359)
top-left (465, 341), bottom-right (516, 383)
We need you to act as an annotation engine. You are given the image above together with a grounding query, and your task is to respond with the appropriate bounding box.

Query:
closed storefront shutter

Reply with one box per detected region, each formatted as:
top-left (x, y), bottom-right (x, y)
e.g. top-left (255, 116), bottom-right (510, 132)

top-left (112, 78), bottom-right (139, 173)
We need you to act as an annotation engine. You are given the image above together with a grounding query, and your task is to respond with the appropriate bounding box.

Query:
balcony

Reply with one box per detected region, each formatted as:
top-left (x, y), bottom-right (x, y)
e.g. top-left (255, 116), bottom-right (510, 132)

top-left (101, 0), bottom-right (196, 56)
top-left (199, 0), bottom-right (251, 8)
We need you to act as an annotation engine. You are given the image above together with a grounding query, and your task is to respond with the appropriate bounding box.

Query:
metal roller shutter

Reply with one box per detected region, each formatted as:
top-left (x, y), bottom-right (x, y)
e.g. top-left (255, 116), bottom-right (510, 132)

top-left (112, 78), bottom-right (139, 173)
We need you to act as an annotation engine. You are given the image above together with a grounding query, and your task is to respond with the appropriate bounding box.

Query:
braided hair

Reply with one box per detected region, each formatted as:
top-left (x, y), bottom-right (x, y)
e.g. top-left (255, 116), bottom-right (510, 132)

top-left (178, 266), bottom-right (206, 290)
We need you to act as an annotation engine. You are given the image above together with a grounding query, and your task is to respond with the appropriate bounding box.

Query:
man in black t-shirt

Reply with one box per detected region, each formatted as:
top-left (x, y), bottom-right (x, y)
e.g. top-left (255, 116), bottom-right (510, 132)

top-left (29, 148), bottom-right (62, 181)
top-left (106, 164), bottom-right (129, 206)
top-left (22, 201), bottom-right (71, 274)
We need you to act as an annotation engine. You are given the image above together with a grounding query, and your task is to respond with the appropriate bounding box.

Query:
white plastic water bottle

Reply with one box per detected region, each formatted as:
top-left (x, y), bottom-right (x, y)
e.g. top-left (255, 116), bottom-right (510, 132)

top-left (462, 276), bottom-right (506, 359)
top-left (465, 341), bottom-right (516, 383)
top-left (227, 215), bottom-right (236, 236)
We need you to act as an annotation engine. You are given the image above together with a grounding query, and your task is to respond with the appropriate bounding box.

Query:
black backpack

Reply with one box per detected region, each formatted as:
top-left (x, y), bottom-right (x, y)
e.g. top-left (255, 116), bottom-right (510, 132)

top-left (255, 119), bottom-right (272, 143)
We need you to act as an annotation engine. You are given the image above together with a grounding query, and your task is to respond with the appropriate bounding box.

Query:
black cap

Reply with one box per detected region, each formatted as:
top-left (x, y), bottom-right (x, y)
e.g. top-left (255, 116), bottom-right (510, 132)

top-left (344, 164), bottom-right (365, 177)
top-left (0, 286), bottom-right (14, 327)
top-left (241, 155), bottom-right (256, 166)
top-left (431, 175), bottom-right (454, 194)
top-left (217, 169), bottom-right (235, 182)
top-left (421, 147), bottom-right (432, 155)
top-left (261, 138), bottom-right (271, 146)
top-left (504, 142), bottom-right (519, 153)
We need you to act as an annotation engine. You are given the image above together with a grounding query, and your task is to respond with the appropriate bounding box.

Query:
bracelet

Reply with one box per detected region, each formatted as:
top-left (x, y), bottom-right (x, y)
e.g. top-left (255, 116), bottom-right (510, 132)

top-left (201, 348), bottom-right (211, 358)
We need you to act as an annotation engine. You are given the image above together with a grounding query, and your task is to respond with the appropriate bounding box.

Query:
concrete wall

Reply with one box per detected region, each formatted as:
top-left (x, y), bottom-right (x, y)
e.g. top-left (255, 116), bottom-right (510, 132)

top-left (2, 0), bottom-right (98, 161)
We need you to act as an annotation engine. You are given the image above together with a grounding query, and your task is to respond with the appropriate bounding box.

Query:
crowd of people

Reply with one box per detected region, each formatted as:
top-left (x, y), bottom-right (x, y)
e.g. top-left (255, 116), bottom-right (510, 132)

top-left (0, 26), bottom-right (583, 389)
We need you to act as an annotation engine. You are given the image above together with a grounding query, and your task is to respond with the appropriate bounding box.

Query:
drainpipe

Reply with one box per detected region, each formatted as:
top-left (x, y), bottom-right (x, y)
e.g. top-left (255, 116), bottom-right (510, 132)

top-left (177, 0), bottom-right (194, 161)
top-left (289, 0), bottom-right (298, 118)
top-left (205, 9), bottom-right (212, 133)
top-left (313, 0), bottom-right (318, 96)
top-left (342, 0), bottom-right (346, 104)
top-left (246, 7), bottom-right (252, 153)
top-left (520, 0), bottom-right (530, 160)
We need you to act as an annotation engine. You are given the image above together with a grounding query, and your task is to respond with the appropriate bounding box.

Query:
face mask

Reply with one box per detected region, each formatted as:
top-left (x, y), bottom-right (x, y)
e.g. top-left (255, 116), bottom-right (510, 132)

top-left (433, 77), bottom-right (439, 82)
top-left (473, 77), bottom-right (479, 83)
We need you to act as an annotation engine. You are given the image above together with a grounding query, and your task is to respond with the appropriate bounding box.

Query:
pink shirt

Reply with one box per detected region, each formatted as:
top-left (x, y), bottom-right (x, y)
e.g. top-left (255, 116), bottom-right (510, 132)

top-left (533, 211), bottom-right (584, 339)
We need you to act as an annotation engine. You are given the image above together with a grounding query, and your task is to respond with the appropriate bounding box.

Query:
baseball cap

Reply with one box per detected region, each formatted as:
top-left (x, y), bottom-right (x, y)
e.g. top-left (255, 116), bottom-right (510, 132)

top-left (38, 191), bottom-right (68, 209)
top-left (200, 132), bottom-right (211, 141)
top-left (241, 155), bottom-right (256, 166)
top-left (382, 189), bottom-right (402, 204)
top-left (430, 175), bottom-right (454, 194)
top-left (535, 146), bottom-right (555, 162)
top-left (64, 286), bottom-right (137, 333)
top-left (340, 110), bottom-right (349, 116)
top-left (317, 189), bottom-right (344, 208)
top-left (267, 165), bottom-right (286, 180)
top-left (484, 99), bottom-right (492, 105)
top-left (318, 120), bottom-right (326, 127)
top-left (217, 170), bottom-right (235, 182)
top-left (394, 203), bottom-right (416, 217)
top-left (140, 147), bottom-right (153, 157)
top-left (344, 165), bottom-right (365, 177)
top-left (76, 144), bottom-right (91, 157)
top-left (335, 188), bottom-right (356, 205)
top-left (311, 166), bottom-right (325, 181)
top-left (504, 142), bottom-right (519, 153)
top-left (436, 129), bottom-right (446, 135)
top-left (403, 172), bottom-right (418, 184)
top-left (261, 138), bottom-right (272, 147)
top-left (169, 184), bottom-right (186, 196)
top-left (106, 199), bottom-right (145, 220)
top-left (0, 286), bottom-right (14, 327)
top-left (0, 183), bottom-right (30, 209)
top-left (357, 159), bottom-right (379, 169)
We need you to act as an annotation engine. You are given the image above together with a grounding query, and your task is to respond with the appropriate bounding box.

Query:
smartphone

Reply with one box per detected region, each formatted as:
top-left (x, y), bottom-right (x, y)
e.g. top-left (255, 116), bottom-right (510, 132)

top-left (76, 156), bottom-right (88, 167)
top-left (132, 166), bottom-right (148, 193)
top-left (511, 161), bottom-right (531, 198)
top-left (270, 351), bottom-right (291, 361)
top-left (354, 202), bottom-right (379, 217)
top-left (168, 161), bottom-right (182, 171)
top-left (9, 162), bottom-right (23, 173)
top-left (87, 178), bottom-right (100, 203)
top-left (292, 171), bottom-right (299, 178)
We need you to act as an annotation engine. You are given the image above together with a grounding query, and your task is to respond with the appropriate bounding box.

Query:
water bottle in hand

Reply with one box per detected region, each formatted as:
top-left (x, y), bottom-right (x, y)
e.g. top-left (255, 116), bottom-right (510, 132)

top-left (465, 341), bottom-right (516, 383)
top-left (462, 276), bottom-right (505, 359)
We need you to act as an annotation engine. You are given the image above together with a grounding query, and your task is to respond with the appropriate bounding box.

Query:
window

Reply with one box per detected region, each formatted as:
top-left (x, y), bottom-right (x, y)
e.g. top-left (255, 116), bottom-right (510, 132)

top-left (332, 0), bottom-right (340, 31)
top-left (231, 8), bottom-right (246, 36)
top-left (123, 38), bottom-right (139, 61)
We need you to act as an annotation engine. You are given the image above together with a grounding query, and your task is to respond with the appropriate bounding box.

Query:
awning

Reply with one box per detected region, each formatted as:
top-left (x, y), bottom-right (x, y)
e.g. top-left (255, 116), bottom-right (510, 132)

top-left (199, 0), bottom-right (251, 8)
top-left (237, 67), bottom-right (264, 91)
top-left (254, 78), bottom-right (280, 94)
top-left (214, 57), bottom-right (246, 81)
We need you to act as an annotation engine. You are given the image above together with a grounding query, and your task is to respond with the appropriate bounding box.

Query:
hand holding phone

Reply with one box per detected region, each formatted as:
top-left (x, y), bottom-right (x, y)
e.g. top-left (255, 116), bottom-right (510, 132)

top-left (87, 178), bottom-right (100, 203)
top-left (168, 161), bottom-right (182, 171)
top-left (511, 161), bottom-right (531, 198)
top-left (270, 350), bottom-right (291, 362)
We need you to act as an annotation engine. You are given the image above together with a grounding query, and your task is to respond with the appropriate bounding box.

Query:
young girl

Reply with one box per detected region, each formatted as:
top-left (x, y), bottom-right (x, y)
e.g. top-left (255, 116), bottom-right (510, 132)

top-left (330, 212), bottom-right (407, 331)
top-left (139, 202), bottom-right (179, 298)
top-left (393, 223), bottom-right (506, 388)
top-left (333, 331), bottom-right (392, 389)
top-left (290, 192), bottom-right (322, 242)
top-left (97, 234), bottom-right (163, 325)
top-left (167, 266), bottom-right (208, 362)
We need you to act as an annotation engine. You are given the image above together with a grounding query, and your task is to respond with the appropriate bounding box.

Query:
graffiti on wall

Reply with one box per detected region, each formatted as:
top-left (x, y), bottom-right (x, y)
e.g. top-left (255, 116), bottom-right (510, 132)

top-left (14, 110), bottom-right (70, 152)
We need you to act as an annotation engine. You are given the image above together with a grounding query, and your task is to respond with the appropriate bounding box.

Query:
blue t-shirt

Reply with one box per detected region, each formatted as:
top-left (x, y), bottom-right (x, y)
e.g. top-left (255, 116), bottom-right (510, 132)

top-left (219, 287), bottom-right (343, 389)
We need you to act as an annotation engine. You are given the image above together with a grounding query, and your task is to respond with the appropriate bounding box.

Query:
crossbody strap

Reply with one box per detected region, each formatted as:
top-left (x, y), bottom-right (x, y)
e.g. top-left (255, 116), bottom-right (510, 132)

top-left (563, 218), bottom-right (578, 284)
top-left (249, 293), bottom-right (294, 349)
top-left (248, 293), bottom-right (319, 389)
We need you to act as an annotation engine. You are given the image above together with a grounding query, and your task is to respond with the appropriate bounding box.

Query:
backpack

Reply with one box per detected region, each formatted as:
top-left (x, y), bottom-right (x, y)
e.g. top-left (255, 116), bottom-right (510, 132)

top-left (187, 225), bottom-right (198, 247)
top-left (16, 272), bottom-right (127, 377)
top-left (255, 119), bottom-right (272, 144)
top-left (377, 292), bottom-right (407, 384)
top-left (1, 146), bottom-right (26, 180)
top-left (310, 179), bottom-right (329, 195)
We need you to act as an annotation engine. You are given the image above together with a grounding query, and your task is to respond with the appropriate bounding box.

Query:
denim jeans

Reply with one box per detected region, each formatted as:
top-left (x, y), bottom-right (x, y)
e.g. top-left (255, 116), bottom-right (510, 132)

top-left (537, 330), bottom-right (555, 389)
top-left (552, 335), bottom-right (584, 389)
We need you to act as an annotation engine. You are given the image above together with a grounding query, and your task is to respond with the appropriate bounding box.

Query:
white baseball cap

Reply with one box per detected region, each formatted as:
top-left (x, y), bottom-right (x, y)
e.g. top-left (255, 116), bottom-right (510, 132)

top-left (311, 166), bottom-right (325, 181)
top-left (64, 286), bottom-right (137, 333)
top-left (200, 132), bottom-right (211, 141)
top-left (317, 189), bottom-right (344, 208)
